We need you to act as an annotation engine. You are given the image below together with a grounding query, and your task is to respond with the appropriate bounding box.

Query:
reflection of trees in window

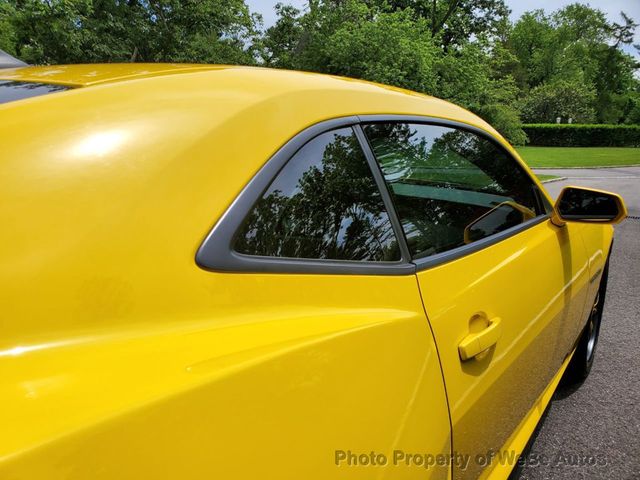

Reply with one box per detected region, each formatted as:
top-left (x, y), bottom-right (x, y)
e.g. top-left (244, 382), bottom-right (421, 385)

top-left (431, 130), bottom-right (514, 195)
top-left (364, 123), bottom-right (422, 181)
top-left (0, 81), bottom-right (67, 91)
top-left (234, 128), bottom-right (400, 261)
top-left (363, 122), bottom-right (541, 258)
top-left (0, 81), bottom-right (69, 104)
top-left (365, 122), bottom-right (538, 205)
top-left (365, 123), bottom-right (495, 190)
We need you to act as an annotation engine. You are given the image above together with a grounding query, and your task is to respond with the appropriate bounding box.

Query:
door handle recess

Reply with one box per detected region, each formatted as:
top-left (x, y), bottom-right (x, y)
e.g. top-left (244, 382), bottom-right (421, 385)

top-left (458, 317), bottom-right (502, 361)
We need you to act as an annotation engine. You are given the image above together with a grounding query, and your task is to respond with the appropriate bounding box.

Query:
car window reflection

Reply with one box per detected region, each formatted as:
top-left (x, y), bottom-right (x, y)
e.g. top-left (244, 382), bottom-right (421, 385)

top-left (235, 128), bottom-right (400, 262)
top-left (364, 123), bottom-right (542, 258)
top-left (0, 80), bottom-right (69, 104)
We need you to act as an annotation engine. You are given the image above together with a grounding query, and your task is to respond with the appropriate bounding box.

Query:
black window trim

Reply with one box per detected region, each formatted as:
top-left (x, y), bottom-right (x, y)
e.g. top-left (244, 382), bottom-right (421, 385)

top-left (195, 116), bottom-right (415, 275)
top-left (196, 114), bottom-right (551, 275)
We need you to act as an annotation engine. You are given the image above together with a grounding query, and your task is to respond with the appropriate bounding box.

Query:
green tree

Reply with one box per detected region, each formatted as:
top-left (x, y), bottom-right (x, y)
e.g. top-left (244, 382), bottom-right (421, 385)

top-left (1, 0), bottom-right (260, 64)
top-left (261, 3), bottom-right (303, 68)
top-left (434, 40), bottom-right (525, 142)
top-left (369, 0), bottom-right (510, 48)
top-left (263, 1), bottom-right (440, 92)
top-left (509, 10), bottom-right (557, 88)
top-left (321, 8), bottom-right (440, 93)
top-left (0, 1), bottom-right (17, 55)
top-left (521, 80), bottom-right (597, 123)
top-left (508, 4), bottom-right (639, 124)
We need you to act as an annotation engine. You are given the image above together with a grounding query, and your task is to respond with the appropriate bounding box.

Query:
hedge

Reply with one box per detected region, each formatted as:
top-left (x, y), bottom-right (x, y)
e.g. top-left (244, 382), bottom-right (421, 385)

top-left (523, 124), bottom-right (640, 147)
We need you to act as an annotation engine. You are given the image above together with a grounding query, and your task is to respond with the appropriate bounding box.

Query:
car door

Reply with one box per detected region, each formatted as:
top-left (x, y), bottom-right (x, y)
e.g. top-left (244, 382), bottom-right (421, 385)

top-left (361, 120), bottom-right (592, 479)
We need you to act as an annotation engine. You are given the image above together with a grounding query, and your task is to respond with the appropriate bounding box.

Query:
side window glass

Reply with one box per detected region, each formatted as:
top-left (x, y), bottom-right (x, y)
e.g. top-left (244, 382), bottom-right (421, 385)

top-left (362, 123), bottom-right (543, 259)
top-left (234, 128), bottom-right (401, 262)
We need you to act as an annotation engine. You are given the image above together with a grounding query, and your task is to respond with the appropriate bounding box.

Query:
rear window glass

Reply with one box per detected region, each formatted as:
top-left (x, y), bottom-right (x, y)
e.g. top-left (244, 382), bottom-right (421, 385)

top-left (0, 80), bottom-right (69, 104)
top-left (234, 127), bottom-right (401, 262)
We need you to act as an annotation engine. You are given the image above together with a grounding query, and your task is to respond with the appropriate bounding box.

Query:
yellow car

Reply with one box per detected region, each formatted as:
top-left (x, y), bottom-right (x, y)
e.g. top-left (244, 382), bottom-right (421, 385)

top-left (0, 64), bottom-right (627, 480)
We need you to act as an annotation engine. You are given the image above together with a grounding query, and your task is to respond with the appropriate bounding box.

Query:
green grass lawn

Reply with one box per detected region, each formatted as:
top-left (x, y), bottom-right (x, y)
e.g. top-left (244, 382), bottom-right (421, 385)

top-left (517, 147), bottom-right (640, 168)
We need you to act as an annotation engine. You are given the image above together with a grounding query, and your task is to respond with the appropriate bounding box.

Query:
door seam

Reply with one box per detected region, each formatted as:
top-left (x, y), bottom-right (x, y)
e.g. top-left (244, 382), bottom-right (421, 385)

top-left (413, 273), bottom-right (456, 480)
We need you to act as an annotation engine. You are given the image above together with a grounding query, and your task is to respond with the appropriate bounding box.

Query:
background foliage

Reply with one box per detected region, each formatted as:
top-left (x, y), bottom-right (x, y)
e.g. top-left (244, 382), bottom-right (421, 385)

top-left (523, 124), bottom-right (640, 147)
top-left (1, 0), bottom-right (639, 144)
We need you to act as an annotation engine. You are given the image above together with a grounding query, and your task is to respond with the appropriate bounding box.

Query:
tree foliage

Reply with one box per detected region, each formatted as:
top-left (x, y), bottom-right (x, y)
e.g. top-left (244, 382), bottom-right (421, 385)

top-left (370, 0), bottom-right (510, 47)
top-left (318, 6), bottom-right (440, 93)
top-left (506, 4), bottom-right (639, 124)
top-left (1, 0), bottom-right (260, 64)
top-left (0, 1), bottom-right (17, 55)
top-left (521, 80), bottom-right (597, 124)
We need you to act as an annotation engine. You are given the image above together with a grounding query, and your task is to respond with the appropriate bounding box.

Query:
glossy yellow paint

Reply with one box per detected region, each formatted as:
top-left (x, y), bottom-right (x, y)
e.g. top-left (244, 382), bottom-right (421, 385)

top-left (0, 63), bottom-right (223, 87)
top-left (417, 219), bottom-right (601, 480)
top-left (481, 348), bottom-right (576, 480)
top-left (457, 317), bottom-right (502, 361)
top-left (0, 64), bottom-right (619, 479)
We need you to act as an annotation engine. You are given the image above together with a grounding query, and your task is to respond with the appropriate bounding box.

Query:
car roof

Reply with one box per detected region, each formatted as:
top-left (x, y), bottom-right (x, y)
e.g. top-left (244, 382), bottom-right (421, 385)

top-left (0, 63), bottom-right (225, 87)
top-left (0, 65), bottom-right (527, 274)
top-left (0, 63), bottom-right (504, 152)
top-left (0, 63), bottom-right (496, 128)
top-left (0, 63), bottom-right (500, 135)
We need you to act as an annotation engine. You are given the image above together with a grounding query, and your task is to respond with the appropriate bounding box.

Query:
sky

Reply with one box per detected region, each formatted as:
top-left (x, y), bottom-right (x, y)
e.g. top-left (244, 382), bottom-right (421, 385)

top-left (246, 0), bottom-right (640, 59)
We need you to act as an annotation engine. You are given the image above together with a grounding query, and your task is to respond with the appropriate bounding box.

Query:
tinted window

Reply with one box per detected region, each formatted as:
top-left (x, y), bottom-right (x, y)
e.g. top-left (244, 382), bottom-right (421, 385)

top-left (0, 80), bottom-right (69, 104)
top-left (363, 123), bottom-right (542, 258)
top-left (234, 128), bottom-right (400, 261)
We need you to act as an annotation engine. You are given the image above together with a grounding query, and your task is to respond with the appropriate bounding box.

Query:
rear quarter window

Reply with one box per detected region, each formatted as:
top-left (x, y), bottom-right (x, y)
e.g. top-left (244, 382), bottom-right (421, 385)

top-left (0, 80), bottom-right (69, 104)
top-left (234, 127), bottom-right (401, 262)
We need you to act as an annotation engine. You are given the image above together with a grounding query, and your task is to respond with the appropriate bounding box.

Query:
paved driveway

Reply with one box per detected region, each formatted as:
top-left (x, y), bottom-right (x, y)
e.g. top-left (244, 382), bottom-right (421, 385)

top-left (518, 168), bottom-right (640, 479)
top-left (536, 166), bottom-right (640, 215)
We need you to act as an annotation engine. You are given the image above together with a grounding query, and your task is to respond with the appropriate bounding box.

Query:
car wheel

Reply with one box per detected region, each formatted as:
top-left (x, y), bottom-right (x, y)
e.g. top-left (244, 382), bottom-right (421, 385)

top-left (563, 254), bottom-right (610, 384)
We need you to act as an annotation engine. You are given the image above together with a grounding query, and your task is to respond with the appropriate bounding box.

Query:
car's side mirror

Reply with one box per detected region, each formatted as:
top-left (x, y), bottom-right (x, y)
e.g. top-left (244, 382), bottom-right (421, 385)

top-left (552, 186), bottom-right (627, 226)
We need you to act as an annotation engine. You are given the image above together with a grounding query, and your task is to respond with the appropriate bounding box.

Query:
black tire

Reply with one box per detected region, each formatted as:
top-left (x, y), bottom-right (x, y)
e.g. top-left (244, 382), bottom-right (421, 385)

top-left (563, 252), bottom-right (611, 385)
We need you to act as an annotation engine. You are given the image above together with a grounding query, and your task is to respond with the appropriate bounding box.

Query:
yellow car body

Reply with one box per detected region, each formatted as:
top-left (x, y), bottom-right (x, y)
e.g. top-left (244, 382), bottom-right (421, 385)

top-left (0, 64), bottom-right (624, 479)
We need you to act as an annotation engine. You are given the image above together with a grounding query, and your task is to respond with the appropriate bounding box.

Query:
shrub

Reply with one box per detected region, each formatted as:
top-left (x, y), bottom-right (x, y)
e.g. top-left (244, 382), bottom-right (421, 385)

top-left (521, 80), bottom-right (597, 124)
top-left (523, 124), bottom-right (640, 147)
